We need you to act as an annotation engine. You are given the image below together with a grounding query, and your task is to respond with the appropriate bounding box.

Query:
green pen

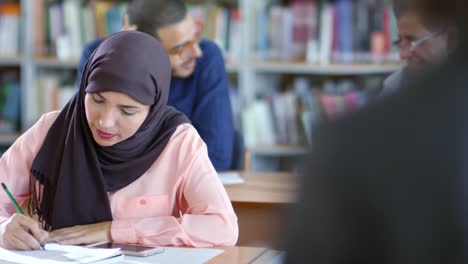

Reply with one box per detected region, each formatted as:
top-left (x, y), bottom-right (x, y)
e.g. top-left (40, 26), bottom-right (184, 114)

top-left (1, 182), bottom-right (45, 250)
top-left (1, 182), bottom-right (23, 214)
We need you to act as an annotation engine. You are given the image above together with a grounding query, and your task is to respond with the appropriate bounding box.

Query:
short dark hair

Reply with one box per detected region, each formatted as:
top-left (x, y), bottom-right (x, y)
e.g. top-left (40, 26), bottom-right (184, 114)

top-left (393, 0), bottom-right (448, 30)
top-left (420, 0), bottom-right (468, 45)
top-left (127, 0), bottom-right (188, 38)
top-left (392, 0), bottom-right (420, 18)
top-left (420, 0), bottom-right (468, 27)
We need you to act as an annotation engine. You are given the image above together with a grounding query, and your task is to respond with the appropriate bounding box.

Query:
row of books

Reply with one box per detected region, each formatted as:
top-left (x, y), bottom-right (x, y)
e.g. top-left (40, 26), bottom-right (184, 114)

top-left (241, 77), bottom-right (381, 147)
top-left (34, 74), bottom-right (75, 121)
top-left (188, 4), bottom-right (241, 62)
top-left (32, 0), bottom-right (242, 61)
top-left (255, 0), bottom-right (399, 64)
top-left (0, 3), bottom-right (20, 57)
top-left (34, 0), bottom-right (128, 60)
top-left (0, 72), bottom-right (21, 133)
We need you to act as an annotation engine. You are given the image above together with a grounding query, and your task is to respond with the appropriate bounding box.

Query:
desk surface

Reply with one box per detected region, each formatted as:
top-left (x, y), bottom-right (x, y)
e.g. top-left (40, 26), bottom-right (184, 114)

top-left (224, 172), bottom-right (297, 204)
top-left (207, 246), bottom-right (280, 264)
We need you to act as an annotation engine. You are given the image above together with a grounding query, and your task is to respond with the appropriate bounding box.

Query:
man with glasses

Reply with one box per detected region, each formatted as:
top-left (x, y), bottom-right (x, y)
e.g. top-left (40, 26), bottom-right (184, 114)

top-left (286, 0), bottom-right (468, 261)
top-left (381, 0), bottom-right (457, 95)
top-left (77, 0), bottom-right (234, 171)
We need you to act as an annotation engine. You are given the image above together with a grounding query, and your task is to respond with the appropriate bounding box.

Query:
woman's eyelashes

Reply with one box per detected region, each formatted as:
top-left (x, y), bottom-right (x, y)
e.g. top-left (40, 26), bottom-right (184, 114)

top-left (120, 108), bottom-right (137, 116)
top-left (92, 95), bottom-right (104, 104)
top-left (92, 94), bottom-right (138, 116)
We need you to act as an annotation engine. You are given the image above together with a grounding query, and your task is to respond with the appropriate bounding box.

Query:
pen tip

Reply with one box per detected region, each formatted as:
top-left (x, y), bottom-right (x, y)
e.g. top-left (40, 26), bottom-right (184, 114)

top-left (1, 182), bottom-right (6, 189)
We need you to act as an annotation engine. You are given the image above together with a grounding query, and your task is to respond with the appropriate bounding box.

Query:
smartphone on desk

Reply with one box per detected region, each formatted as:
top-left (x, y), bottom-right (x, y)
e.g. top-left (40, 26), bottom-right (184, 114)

top-left (89, 242), bottom-right (165, 257)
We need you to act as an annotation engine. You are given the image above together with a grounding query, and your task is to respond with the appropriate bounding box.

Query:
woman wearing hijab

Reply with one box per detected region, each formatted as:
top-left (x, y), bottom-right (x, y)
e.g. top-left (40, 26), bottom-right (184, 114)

top-left (0, 31), bottom-right (238, 250)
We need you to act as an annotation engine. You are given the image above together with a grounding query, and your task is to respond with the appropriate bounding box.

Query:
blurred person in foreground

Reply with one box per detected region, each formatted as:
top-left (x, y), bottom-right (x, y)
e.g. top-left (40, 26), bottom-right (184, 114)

top-left (382, 0), bottom-right (458, 95)
top-left (286, 0), bottom-right (468, 263)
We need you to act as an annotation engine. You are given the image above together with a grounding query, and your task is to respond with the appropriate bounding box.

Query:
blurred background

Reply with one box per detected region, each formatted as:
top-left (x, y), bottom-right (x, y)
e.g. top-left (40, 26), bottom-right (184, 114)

top-left (0, 0), bottom-right (400, 171)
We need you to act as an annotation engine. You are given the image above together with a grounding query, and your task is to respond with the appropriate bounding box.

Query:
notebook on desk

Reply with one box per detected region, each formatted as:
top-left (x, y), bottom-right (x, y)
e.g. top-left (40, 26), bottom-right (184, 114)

top-left (0, 243), bottom-right (123, 264)
top-left (122, 247), bottom-right (224, 264)
top-left (0, 243), bottom-right (224, 264)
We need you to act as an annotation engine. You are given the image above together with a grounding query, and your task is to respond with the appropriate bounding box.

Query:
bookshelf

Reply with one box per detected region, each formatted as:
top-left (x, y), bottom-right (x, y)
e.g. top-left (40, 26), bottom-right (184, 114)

top-left (7, 0), bottom-right (402, 171)
top-left (249, 145), bottom-right (309, 156)
top-left (31, 57), bottom-right (240, 72)
top-left (0, 0), bottom-right (22, 149)
top-left (0, 57), bottom-right (21, 67)
top-left (238, 0), bottom-right (401, 170)
top-left (33, 57), bottom-right (80, 69)
top-left (251, 61), bottom-right (401, 75)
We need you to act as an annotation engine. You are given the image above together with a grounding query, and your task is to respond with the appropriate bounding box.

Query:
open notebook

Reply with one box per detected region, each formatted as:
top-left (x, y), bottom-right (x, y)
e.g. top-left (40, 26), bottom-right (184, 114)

top-left (0, 243), bottom-right (123, 264)
top-left (0, 244), bottom-right (224, 264)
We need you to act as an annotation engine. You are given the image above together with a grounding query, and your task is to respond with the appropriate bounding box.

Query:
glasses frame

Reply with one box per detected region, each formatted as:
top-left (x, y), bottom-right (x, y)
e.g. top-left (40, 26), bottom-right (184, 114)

top-left (166, 21), bottom-right (205, 56)
top-left (393, 29), bottom-right (444, 52)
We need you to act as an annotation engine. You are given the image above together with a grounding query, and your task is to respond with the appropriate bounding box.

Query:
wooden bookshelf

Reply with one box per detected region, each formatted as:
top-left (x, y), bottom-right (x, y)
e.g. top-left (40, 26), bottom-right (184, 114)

top-left (251, 61), bottom-right (402, 75)
top-left (14, 0), bottom-right (402, 172)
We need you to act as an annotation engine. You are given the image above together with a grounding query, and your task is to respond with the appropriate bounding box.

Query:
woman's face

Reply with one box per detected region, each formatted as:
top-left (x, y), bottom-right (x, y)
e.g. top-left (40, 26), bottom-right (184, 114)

top-left (84, 91), bottom-right (150, 147)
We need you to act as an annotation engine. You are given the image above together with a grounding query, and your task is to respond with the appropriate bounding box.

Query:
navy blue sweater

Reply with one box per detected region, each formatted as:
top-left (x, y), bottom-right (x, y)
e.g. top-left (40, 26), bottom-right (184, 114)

top-left (78, 39), bottom-right (234, 171)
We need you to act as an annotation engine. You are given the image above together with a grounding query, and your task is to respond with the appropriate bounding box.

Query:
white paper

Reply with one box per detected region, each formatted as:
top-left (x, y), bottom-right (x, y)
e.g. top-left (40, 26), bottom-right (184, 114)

top-left (219, 172), bottom-right (245, 185)
top-left (118, 247), bottom-right (224, 264)
top-left (0, 243), bottom-right (122, 264)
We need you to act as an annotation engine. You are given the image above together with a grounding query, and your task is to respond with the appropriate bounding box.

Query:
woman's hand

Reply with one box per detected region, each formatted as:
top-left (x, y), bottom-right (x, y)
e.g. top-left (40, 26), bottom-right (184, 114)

top-left (0, 214), bottom-right (48, 250)
top-left (48, 221), bottom-right (112, 245)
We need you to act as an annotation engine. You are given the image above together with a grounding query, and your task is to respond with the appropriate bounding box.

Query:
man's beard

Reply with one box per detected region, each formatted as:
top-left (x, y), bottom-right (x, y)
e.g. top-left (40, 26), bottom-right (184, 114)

top-left (172, 58), bottom-right (197, 77)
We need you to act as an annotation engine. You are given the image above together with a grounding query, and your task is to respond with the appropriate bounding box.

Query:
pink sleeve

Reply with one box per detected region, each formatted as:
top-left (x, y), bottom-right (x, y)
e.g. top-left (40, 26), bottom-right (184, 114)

top-left (111, 134), bottom-right (239, 247)
top-left (0, 113), bottom-right (56, 222)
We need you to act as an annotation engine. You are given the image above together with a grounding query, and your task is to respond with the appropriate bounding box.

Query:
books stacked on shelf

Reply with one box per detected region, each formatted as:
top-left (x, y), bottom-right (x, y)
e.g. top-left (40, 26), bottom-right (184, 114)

top-left (188, 3), bottom-right (241, 62)
top-left (255, 0), bottom-right (399, 64)
top-left (34, 0), bottom-right (128, 60)
top-left (0, 72), bottom-right (20, 133)
top-left (242, 76), bottom-right (379, 148)
top-left (0, 3), bottom-right (20, 58)
top-left (35, 74), bottom-right (75, 121)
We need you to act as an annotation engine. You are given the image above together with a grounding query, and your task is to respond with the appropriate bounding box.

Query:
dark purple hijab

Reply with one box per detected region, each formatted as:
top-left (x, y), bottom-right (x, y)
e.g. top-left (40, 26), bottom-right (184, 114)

top-left (29, 31), bottom-right (189, 230)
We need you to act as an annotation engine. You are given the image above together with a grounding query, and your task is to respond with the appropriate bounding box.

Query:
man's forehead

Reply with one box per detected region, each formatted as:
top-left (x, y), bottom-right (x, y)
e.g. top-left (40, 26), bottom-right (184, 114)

top-left (398, 14), bottom-right (431, 34)
top-left (398, 13), bottom-right (443, 33)
top-left (156, 15), bottom-right (196, 45)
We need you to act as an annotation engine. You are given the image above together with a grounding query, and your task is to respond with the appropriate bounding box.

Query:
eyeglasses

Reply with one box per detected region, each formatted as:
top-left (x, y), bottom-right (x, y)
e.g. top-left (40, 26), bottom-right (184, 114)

top-left (393, 30), bottom-right (444, 51)
top-left (167, 21), bottom-right (204, 56)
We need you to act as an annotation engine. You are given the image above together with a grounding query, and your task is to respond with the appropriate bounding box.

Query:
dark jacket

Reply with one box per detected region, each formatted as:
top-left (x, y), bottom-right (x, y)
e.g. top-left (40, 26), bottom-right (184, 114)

top-left (287, 53), bottom-right (468, 263)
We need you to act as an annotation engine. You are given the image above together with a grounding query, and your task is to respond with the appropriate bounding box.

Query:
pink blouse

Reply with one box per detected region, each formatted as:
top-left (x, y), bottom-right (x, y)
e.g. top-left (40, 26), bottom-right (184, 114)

top-left (0, 111), bottom-right (238, 247)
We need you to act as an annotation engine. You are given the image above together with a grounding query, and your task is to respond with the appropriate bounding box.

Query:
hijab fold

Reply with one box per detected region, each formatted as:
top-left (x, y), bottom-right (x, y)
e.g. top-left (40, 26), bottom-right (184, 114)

top-left (29, 31), bottom-right (189, 230)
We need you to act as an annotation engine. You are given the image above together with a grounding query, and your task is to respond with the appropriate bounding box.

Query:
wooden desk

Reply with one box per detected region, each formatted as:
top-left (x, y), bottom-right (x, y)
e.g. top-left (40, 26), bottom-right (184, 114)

top-left (207, 246), bottom-right (283, 264)
top-left (224, 172), bottom-right (297, 249)
top-left (206, 246), bottom-right (269, 264)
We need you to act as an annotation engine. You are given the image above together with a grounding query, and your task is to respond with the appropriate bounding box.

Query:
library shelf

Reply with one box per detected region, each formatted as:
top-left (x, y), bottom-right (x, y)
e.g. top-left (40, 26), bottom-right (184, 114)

top-left (33, 57), bottom-right (79, 69)
top-left (248, 145), bottom-right (309, 156)
top-left (0, 57), bottom-right (22, 67)
top-left (251, 61), bottom-right (402, 75)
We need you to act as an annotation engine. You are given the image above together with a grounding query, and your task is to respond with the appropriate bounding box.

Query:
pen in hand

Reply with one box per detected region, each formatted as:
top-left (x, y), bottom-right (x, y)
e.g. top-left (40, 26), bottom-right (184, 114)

top-left (1, 182), bottom-right (46, 250)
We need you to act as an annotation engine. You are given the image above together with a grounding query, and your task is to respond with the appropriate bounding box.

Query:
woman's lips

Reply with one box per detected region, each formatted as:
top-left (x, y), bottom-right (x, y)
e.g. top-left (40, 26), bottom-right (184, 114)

top-left (96, 129), bottom-right (115, 140)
